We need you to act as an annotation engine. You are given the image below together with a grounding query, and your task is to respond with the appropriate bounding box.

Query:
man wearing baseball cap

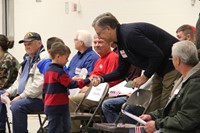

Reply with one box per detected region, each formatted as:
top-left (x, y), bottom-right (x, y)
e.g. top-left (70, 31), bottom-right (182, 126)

top-left (0, 32), bottom-right (45, 133)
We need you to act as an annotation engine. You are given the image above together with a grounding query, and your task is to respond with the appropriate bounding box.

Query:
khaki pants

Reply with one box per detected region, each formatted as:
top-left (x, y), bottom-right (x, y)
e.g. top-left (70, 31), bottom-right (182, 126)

top-left (69, 93), bottom-right (98, 132)
top-left (146, 70), bottom-right (180, 113)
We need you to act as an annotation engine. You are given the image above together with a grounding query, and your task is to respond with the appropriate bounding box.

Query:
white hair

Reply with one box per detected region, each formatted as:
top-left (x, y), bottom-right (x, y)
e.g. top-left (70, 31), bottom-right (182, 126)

top-left (172, 40), bottom-right (199, 66)
top-left (76, 30), bottom-right (92, 47)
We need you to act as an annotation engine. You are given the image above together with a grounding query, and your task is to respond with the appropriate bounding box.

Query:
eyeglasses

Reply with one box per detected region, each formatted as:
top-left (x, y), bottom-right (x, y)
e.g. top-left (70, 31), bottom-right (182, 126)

top-left (96, 28), bottom-right (106, 36)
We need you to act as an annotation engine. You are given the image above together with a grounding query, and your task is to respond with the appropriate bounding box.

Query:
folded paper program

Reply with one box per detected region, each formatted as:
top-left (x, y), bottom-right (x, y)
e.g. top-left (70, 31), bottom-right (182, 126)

top-left (108, 81), bottom-right (137, 97)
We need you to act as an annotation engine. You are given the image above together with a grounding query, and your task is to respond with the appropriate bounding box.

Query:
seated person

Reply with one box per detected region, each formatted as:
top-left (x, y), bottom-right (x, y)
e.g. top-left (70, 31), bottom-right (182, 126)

top-left (69, 35), bottom-right (121, 132)
top-left (0, 32), bottom-right (45, 133)
top-left (176, 24), bottom-right (196, 43)
top-left (140, 40), bottom-right (200, 133)
top-left (37, 37), bottom-right (68, 74)
top-left (67, 30), bottom-right (99, 78)
top-left (0, 34), bottom-right (19, 90)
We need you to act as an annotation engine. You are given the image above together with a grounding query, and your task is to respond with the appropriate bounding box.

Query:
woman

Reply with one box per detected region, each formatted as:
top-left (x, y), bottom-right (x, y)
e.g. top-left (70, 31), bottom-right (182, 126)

top-left (0, 34), bottom-right (19, 90)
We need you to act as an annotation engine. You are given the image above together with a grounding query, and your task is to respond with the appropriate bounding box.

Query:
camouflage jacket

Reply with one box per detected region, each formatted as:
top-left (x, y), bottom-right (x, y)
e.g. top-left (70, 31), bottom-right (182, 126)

top-left (0, 52), bottom-right (19, 90)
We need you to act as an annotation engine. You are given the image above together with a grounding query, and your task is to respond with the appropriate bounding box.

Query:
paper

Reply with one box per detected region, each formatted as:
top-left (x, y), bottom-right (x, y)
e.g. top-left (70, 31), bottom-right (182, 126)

top-left (86, 83), bottom-right (108, 102)
top-left (108, 81), bottom-right (135, 97)
top-left (79, 68), bottom-right (88, 79)
top-left (1, 95), bottom-right (12, 122)
top-left (121, 109), bottom-right (146, 125)
top-left (69, 88), bottom-right (81, 96)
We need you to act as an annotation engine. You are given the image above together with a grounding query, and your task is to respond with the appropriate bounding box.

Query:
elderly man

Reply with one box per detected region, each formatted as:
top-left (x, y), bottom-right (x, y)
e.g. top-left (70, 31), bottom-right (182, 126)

top-left (0, 32), bottom-right (45, 133)
top-left (67, 30), bottom-right (99, 79)
top-left (69, 35), bottom-right (121, 133)
top-left (140, 40), bottom-right (200, 133)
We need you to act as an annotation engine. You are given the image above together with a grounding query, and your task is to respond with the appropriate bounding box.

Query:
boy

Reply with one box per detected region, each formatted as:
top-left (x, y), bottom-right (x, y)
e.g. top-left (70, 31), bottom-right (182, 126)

top-left (43, 42), bottom-right (90, 133)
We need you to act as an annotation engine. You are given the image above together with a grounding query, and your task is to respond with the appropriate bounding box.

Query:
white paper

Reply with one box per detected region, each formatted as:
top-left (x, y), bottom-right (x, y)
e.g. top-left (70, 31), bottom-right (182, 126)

top-left (69, 88), bottom-right (81, 96)
top-left (108, 81), bottom-right (136, 96)
top-left (79, 68), bottom-right (88, 79)
top-left (1, 95), bottom-right (12, 122)
top-left (121, 109), bottom-right (146, 125)
top-left (86, 83), bottom-right (107, 102)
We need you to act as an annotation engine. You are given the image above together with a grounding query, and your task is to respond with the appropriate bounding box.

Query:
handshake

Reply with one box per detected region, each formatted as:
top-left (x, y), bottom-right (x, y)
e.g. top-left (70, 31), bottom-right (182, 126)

top-left (89, 75), bottom-right (104, 86)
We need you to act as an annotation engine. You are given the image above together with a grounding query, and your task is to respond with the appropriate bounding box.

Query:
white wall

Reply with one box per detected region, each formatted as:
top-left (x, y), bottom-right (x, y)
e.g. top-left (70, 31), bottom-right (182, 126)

top-left (11, 0), bottom-right (200, 63)
top-left (0, 0), bottom-right (3, 33)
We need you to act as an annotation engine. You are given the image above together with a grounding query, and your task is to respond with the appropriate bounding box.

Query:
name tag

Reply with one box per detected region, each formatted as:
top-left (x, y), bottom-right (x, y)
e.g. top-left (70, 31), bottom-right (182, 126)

top-left (120, 50), bottom-right (128, 58)
top-left (75, 68), bottom-right (81, 75)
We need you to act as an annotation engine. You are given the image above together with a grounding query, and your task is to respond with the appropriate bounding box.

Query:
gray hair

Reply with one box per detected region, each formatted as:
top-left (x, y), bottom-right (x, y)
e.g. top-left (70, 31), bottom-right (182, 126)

top-left (172, 40), bottom-right (199, 66)
top-left (92, 12), bottom-right (119, 29)
top-left (76, 30), bottom-right (92, 47)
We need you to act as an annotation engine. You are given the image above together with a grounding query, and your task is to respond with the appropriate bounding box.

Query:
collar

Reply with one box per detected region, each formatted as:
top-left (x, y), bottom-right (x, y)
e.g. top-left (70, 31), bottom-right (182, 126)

top-left (77, 47), bottom-right (92, 59)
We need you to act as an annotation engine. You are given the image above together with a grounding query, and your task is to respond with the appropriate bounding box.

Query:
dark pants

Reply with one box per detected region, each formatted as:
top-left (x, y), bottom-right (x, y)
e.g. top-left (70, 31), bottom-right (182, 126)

top-left (47, 106), bottom-right (71, 133)
top-left (0, 90), bottom-right (44, 133)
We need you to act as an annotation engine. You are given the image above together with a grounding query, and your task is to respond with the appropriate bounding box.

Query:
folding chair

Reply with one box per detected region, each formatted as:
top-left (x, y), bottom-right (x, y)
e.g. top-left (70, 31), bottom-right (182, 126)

top-left (6, 111), bottom-right (47, 133)
top-left (93, 88), bottom-right (152, 133)
top-left (70, 83), bottom-right (109, 133)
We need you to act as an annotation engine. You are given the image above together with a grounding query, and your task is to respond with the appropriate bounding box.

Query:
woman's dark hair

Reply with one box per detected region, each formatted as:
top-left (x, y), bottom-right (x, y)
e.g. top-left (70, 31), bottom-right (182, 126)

top-left (0, 34), bottom-right (14, 51)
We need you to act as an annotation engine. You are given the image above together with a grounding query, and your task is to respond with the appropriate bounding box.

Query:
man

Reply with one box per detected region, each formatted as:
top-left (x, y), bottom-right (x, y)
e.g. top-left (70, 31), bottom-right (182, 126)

top-left (92, 12), bottom-right (180, 112)
top-left (0, 32), bottom-right (45, 133)
top-left (67, 30), bottom-right (99, 79)
top-left (69, 35), bottom-right (121, 133)
top-left (140, 40), bottom-right (200, 133)
top-left (176, 24), bottom-right (196, 43)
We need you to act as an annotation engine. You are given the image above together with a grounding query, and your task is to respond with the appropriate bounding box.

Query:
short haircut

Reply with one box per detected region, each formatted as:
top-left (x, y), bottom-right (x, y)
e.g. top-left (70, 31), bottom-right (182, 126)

top-left (50, 42), bottom-right (71, 59)
top-left (46, 37), bottom-right (64, 50)
top-left (92, 12), bottom-right (119, 29)
top-left (76, 30), bottom-right (92, 47)
top-left (176, 24), bottom-right (195, 41)
top-left (172, 40), bottom-right (199, 66)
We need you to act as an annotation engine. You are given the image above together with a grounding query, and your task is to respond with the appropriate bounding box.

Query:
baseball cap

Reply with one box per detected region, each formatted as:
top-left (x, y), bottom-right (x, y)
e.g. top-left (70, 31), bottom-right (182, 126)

top-left (19, 32), bottom-right (41, 43)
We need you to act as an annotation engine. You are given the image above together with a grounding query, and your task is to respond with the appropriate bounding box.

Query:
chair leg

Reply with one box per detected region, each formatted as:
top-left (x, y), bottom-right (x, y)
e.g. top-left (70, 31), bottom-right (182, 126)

top-left (6, 117), bottom-right (11, 133)
top-left (37, 114), bottom-right (48, 133)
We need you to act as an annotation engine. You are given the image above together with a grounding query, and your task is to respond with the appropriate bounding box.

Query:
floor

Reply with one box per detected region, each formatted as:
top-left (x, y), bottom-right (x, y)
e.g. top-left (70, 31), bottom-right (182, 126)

top-left (6, 114), bottom-right (47, 133)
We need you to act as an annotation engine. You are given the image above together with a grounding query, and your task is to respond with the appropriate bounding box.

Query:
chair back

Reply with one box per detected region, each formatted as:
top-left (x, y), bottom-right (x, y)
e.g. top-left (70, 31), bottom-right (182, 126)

top-left (126, 89), bottom-right (152, 114)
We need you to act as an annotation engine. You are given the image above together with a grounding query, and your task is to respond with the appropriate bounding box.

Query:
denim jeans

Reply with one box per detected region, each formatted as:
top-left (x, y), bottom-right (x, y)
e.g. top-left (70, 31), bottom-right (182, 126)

top-left (0, 91), bottom-right (44, 133)
top-left (0, 90), bottom-right (6, 131)
top-left (47, 106), bottom-right (71, 133)
top-left (102, 97), bottom-right (127, 123)
top-left (102, 96), bottom-right (144, 124)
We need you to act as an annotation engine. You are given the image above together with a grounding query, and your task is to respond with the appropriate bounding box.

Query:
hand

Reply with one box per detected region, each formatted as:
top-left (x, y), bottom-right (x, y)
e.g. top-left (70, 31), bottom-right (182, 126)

top-left (0, 92), bottom-right (10, 104)
top-left (10, 96), bottom-right (21, 104)
top-left (132, 75), bottom-right (148, 88)
top-left (139, 114), bottom-right (152, 121)
top-left (80, 86), bottom-right (89, 93)
top-left (90, 75), bottom-right (101, 86)
top-left (144, 120), bottom-right (156, 133)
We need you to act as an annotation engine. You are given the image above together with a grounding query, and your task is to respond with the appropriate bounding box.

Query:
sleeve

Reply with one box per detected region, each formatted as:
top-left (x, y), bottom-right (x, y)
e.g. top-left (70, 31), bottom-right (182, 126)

top-left (6, 67), bottom-right (22, 96)
top-left (20, 63), bottom-right (44, 98)
top-left (59, 73), bottom-right (90, 89)
top-left (103, 52), bottom-right (131, 82)
top-left (0, 59), bottom-right (18, 89)
top-left (155, 80), bottom-right (200, 130)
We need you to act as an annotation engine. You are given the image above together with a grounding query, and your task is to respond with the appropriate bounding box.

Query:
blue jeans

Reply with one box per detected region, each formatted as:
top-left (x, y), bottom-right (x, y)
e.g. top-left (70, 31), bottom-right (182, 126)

top-left (47, 106), bottom-right (71, 133)
top-left (102, 97), bottom-right (144, 124)
top-left (0, 91), bottom-right (44, 133)
top-left (102, 97), bottom-right (127, 123)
